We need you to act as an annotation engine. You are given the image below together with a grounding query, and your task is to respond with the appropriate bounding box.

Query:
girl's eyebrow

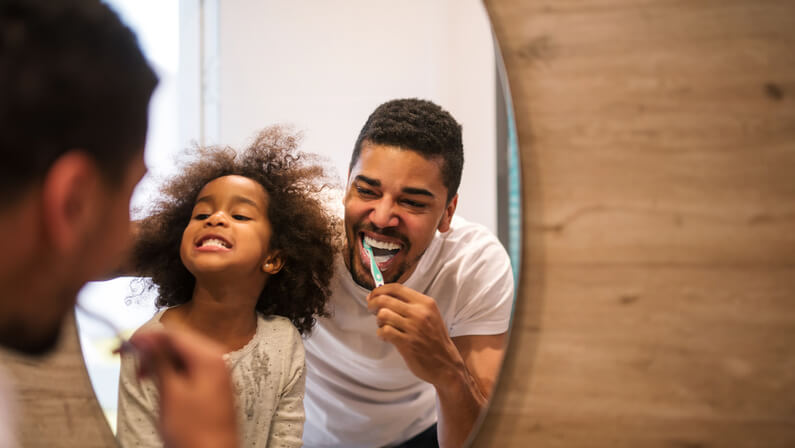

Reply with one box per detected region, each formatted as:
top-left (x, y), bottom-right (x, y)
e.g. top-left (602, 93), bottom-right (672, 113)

top-left (230, 195), bottom-right (262, 210)
top-left (195, 194), bottom-right (263, 211)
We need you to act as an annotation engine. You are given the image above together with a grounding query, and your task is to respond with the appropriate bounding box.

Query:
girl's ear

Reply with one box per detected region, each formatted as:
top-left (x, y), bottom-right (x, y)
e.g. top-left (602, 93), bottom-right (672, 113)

top-left (261, 252), bottom-right (284, 275)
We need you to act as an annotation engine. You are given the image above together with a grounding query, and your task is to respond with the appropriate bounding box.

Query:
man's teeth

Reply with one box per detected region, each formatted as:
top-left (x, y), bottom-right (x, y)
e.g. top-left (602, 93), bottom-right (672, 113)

top-left (363, 235), bottom-right (400, 251)
top-left (200, 238), bottom-right (229, 248)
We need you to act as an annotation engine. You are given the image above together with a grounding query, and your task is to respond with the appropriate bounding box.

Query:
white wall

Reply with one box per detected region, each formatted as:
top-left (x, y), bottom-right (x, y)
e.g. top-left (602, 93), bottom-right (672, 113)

top-left (211, 0), bottom-right (497, 232)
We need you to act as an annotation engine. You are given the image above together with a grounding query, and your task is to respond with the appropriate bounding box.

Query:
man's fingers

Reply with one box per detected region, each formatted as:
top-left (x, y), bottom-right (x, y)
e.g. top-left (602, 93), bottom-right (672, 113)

top-left (367, 294), bottom-right (411, 316)
top-left (369, 283), bottom-right (427, 304)
top-left (375, 307), bottom-right (410, 331)
top-left (376, 324), bottom-right (408, 343)
top-left (155, 328), bottom-right (226, 369)
top-left (130, 329), bottom-right (225, 380)
top-left (129, 332), bottom-right (169, 377)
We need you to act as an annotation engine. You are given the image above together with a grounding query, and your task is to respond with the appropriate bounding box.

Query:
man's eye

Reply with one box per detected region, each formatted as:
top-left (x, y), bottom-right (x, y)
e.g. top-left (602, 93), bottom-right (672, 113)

top-left (194, 213), bottom-right (210, 220)
top-left (401, 199), bottom-right (427, 209)
top-left (232, 215), bottom-right (251, 221)
top-left (356, 186), bottom-right (377, 197)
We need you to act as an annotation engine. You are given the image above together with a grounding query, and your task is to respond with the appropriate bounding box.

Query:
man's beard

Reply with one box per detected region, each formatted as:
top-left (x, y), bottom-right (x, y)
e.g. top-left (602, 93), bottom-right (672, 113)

top-left (0, 320), bottom-right (62, 356)
top-left (345, 225), bottom-right (426, 289)
top-left (0, 287), bottom-right (77, 356)
top-left (346, 244), bottom-right (411, 290)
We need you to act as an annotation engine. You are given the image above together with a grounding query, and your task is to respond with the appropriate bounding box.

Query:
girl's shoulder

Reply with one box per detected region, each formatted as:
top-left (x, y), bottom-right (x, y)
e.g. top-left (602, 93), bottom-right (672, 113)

top-left (255, 314), bottom-right (302, 342)
top-left (129, 309), bottom-right (166, 337)
top-left (251, 315), bottom-right (305, 367)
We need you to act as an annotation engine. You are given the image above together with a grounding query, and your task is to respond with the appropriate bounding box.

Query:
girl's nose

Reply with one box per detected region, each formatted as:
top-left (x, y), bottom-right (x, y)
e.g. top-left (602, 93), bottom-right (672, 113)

top-left (205, 211), bottom-right (229, 226)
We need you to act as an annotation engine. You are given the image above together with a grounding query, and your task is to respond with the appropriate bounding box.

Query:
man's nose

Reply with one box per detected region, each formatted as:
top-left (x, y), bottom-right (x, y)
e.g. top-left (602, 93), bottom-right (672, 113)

top-left (370, 199), bottom-right (399, 228)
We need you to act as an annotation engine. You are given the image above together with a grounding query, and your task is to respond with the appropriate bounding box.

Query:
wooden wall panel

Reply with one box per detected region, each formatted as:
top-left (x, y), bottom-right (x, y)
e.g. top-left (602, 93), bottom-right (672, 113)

top-left (474, 0), bottom-right (795, 447)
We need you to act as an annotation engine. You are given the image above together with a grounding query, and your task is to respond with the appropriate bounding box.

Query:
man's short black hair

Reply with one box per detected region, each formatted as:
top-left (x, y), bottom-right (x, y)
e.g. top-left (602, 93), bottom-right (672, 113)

top-left (349, 98), bottom-right (464, 203)
top-left (0, 0), bottom-right (158, 201)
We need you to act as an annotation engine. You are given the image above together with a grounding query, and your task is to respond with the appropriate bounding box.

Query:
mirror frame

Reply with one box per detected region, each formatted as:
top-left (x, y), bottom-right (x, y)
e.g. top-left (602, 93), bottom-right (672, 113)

top-left (472, 0), bottom-right (795, 446)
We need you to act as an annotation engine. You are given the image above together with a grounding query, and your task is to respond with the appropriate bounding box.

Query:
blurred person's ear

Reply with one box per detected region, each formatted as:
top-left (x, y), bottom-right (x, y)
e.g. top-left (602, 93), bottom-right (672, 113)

top-left (40, 150), bottom-right (104, 255)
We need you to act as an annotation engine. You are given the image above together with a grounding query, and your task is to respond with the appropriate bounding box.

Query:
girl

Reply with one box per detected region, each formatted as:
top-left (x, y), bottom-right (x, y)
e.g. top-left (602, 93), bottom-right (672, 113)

top-left (117, 126), bottom-right (338, 447)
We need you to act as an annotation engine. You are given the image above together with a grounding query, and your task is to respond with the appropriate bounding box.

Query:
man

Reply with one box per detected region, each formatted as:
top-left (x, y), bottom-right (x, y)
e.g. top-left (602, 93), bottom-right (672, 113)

top-left (0, 1), bottom-right (238, 447)
top-left (303, 99), bottom-right (514, 448)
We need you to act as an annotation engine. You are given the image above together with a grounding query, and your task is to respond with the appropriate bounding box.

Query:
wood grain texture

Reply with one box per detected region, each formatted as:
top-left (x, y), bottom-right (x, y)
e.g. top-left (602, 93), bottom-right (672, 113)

top-left (0, 313), bottom-right (117, 447)
top-left (474, 0), bottom-right (795, 447)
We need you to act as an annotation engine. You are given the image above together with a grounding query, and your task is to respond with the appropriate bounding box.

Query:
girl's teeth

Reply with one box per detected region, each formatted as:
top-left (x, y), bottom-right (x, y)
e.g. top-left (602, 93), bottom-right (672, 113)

top-left (201, 238), bottom-right (228, 248)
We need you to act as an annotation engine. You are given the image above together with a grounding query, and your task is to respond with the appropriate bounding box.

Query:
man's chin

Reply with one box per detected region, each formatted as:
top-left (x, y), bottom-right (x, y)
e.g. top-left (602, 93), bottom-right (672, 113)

top-left (349, 258), bottom-right (407, 289)
top-left (0, 322), bottom-right (62, 356)
top-left (349, 261), bottom-right (376, 290)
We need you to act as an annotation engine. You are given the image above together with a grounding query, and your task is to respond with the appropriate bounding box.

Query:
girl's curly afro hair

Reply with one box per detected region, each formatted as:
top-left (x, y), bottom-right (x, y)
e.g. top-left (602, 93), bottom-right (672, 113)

top-left (133, 126), bottom-right (340, 335)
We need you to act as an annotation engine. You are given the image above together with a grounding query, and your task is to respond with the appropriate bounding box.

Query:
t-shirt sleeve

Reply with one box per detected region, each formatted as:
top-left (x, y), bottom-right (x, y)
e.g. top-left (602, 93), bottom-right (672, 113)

top-left (448, 234), bottom-right (515, 338)
top-left (267, 326), bottom-right (306, 448)
top-left (116, 350), bottom-right (162, 448)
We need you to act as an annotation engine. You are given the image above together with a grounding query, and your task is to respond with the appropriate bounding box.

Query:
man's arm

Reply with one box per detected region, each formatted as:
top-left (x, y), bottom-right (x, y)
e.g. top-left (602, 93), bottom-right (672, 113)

top-left (440, 333), bottom-right (506, 447)
top-left (367, 284), bottom-right (507, 448)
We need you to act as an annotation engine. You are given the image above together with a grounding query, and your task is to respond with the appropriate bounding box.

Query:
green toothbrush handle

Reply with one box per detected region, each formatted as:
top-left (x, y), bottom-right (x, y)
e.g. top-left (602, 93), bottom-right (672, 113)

top-left (363, 242), bottom-right (385, 287)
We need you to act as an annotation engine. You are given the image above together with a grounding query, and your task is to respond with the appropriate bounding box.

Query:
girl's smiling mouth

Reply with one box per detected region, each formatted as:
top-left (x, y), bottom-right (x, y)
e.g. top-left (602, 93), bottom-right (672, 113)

top-left (196, 234), bottom-right (232, 251)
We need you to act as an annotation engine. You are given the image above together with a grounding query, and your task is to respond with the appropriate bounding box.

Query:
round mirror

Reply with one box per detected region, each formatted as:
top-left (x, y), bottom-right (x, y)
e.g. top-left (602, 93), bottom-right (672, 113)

top-left (75, 0), bottom-right (520, 445)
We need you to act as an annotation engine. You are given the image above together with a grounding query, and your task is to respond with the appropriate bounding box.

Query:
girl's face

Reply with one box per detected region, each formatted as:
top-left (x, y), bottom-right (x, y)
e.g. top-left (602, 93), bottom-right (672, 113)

top-left (180, 175), bottom-right (280, 279)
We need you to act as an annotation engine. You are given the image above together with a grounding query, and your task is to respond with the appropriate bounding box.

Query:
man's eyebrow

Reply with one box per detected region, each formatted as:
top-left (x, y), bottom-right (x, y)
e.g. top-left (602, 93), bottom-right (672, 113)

top-left (354, 175), bottom-right (380, 187)
top-left (354, 175), bottom-right (434, 198)
top-left (402, 187), bottom-right (434, 198)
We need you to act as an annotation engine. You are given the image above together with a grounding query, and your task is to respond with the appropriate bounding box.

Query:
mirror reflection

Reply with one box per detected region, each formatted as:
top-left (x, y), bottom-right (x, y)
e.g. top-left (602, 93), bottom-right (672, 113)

top-left (75, 1), bottom-right (519, 447)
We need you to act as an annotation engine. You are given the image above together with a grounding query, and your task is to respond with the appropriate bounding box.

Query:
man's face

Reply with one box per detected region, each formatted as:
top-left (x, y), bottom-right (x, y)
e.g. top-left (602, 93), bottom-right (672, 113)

top-left (10, 149), bottom-right (147, 355)
top-left (343, 143), bottom-right (457, 289)
top-left (82, 149), bottom-right (148, 282)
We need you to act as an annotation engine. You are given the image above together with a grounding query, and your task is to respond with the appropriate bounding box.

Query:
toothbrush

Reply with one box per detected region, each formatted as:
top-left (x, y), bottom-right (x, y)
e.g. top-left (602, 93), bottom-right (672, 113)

top-left (362, 240), bottom-right (385, 288)
top-left (76, 302), bottom-right (137, 356)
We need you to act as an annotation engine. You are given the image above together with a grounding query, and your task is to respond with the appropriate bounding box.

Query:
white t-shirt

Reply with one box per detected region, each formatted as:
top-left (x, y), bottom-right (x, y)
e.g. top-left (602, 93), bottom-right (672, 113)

top-left (302, 216), bottom-right (514, 448)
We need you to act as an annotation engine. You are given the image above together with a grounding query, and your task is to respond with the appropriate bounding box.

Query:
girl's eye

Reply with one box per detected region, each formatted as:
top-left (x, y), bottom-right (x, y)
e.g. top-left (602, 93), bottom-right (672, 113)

top-left (232, 215), bottom-right (251, 221)
top-left (194, 213), bottom-right (210, 220)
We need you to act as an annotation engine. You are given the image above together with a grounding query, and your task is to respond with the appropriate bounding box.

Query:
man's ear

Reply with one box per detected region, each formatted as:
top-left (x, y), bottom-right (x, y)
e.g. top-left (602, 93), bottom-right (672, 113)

top-left (437, 194), bottom-right (458, 233)
top-left (40, 150), bottom-right (103, 254)
top-left (261, 251), bottom-right (284, 275)
top-left (342, 169), bottom-right (352, 207)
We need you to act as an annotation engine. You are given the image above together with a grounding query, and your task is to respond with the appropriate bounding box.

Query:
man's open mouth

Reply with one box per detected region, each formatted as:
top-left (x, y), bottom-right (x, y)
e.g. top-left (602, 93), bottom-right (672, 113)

top-left (362, 234), bottom-right (401, 266)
